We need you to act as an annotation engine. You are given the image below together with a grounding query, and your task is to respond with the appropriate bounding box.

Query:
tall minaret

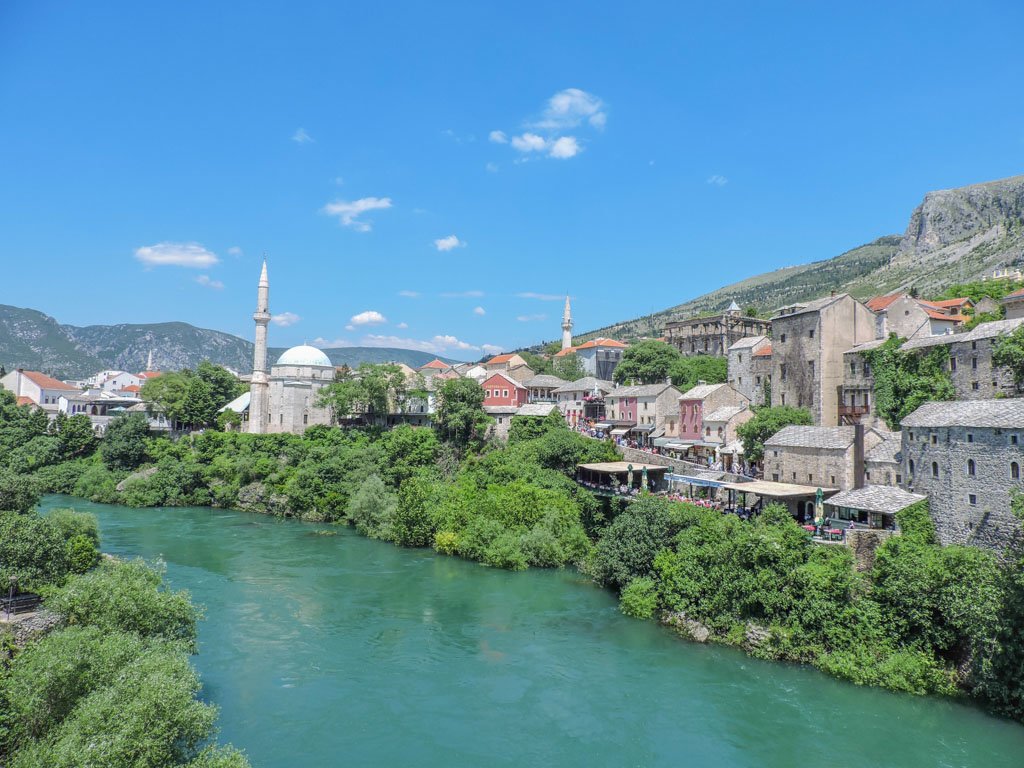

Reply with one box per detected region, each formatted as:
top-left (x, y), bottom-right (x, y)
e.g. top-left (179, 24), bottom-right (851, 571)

top-left (248, 259), bottom-right (271, 433)
top-left (561, 295), bottom-right (573, 350)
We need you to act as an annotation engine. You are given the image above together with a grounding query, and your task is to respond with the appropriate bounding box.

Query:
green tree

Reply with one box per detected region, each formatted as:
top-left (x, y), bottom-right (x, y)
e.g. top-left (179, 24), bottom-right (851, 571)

top-left (101, 412), bottom-right (151, 470)
top-left (993, 325), bottom-right (1024, 388)
top-left (552, 353), bottom-right (585, 381)
top-left (736, 405), bottom-right (813, 463)
top-left (317, 363), bottom-right (413, 424)
top-left (0, 510), bottom-right (71, 589)
top-left (0, 468), bottom-right (42, 513)
top-left (141, 363), bottom-right (241, 430)
top-left (519, 351), bottom-right (554, 376)
top-left (50, 413), bottom-right (97, 460)
top-left (668, 354), bottom-right (727, 392)
top-left (865, 337), bottom-right (956, 430)
top-left (613, 340), bottom-right (680, 384)
top-left (195, 361), bottom-right (246, 407)
top-left (591, 495), bottom-right (688, 590)
top-left (433, 378), bottom-right (490, 448)
top-left (508, 408), bottom-right (566, 444)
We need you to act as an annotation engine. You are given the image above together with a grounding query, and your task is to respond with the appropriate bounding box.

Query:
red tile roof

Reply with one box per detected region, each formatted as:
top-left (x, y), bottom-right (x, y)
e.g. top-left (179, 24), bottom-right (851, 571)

top-left (121, 385), bottom-right (141, 393)
top-left (419, 359), bottom-right (451, 370)
top-left (19, 370), bottom-right (78, 390)
top-left (486, 353), bottom-right (520, 365)
top-left (753, 344), bottom-right (772, 357)
top-left (930, 297), bottom-right (973, 309)
top-left (866, 293), bottom-right (904, 312)
top-left (1005, 288), bottom-right (1024, 300)
top-left (137, 371), bottom-right (163, 379)
top-left (16, 396), bottom-right (36, 407)
top-left (924, 309), bottom-right (968, 323)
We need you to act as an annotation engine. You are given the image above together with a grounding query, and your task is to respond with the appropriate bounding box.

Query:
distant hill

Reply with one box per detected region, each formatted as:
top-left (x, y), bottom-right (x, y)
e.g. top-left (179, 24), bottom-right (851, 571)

top-left (0, 305), bottom-right (463, 378)
top-left (569, 174), bottom-right (1024, 343)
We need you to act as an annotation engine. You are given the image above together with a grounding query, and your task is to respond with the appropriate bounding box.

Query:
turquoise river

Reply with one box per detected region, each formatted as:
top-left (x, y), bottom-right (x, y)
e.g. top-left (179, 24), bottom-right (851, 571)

top-left (41, 496), bottom-right (1024, 767)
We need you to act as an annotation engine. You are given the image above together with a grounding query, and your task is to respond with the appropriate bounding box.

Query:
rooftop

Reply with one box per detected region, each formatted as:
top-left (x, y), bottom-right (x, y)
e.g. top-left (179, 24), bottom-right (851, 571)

top-left (824, 485), bottom-right (926, 515)
top-left (609, 383), bottom-right (678, 398)
top-left (578, 461), bottom-right (671, 474)
top-left (866, 292), bottom-right (905, 312)
top-left (486, 353), bottom-right (521, 365)
top-left (845, 338), bottom-right (888, 354)
top-left (752, 343), bottom-right (773, 357)
top-left (704, 405), bottom-right (748, 422)
top-left (901, 399), bottom-right (1024, 429)
top-left (552, 376), bottom-right (614, 394)
top-left (772, 293), bottom-right (848, 320)
top-left (524, 374), bottom-right (569, 388)
top-left (866, 432), bottom-right (902, 464)
top-left (15, 370), bottom-right (78, 391)
top-left (1004, 288), bottom-right (1024, 300)
top-left (728, 335), bottom-right (769, 350)
top-left (419, 359), bottom-right (452, 370)
top-left (516, 403), bottom-right (558, 417)
top-left (901, 317), bottom-right (1024, 350)
top-left (679, 382), bottom-right (728, 400)
top-left (765, 425), bottom-right (862, 450)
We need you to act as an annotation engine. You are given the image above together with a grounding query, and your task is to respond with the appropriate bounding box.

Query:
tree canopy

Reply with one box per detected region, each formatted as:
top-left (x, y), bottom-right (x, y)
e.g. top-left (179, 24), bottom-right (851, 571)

top-left (669, 354), bottom-right (727, 392)
top-left (613, 340), bottom-right (680, 384)
top-left (736, 405), bottom-right (813, 463)
top-left (432, 377), bottom-right (490, 448)
top-left (317, 363), bottom-right (425, 424)
top-left (140, 362), bottom-right (245, 429)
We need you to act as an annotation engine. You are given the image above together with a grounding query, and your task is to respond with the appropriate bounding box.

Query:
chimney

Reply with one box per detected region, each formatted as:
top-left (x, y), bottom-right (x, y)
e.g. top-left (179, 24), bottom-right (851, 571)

top-left (830, 289), bottom-right (837, 298)
top-left (853, 422), bottom-right (865, 490)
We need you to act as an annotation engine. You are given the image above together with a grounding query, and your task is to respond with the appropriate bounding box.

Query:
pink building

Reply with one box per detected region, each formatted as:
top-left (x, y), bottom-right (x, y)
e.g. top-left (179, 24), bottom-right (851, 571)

top-left (678, 383), bottom-right (749, 443)
top-left (482, 372), bottom-right (527, 408)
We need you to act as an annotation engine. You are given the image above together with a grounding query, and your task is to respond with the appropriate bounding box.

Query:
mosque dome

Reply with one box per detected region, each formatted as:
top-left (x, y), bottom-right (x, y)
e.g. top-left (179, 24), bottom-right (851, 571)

top-left (275, 344), bottom-right (333, 368)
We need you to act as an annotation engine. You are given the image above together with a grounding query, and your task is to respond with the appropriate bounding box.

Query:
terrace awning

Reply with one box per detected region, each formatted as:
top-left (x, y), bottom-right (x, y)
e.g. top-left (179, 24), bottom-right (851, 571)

top-left (630, 424), bottom-right (655, 433)
top-left (593, 422), bottom-right (613, 430)
top-left (610, 427), bottom-right (630, 436)
top-left (673, 474), bottom-right (725, 488)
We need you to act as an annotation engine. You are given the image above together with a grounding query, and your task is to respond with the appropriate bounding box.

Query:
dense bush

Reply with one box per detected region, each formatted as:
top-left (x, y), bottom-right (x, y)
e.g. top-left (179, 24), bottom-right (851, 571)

top-left (0, 511), bottom-right (72, 589)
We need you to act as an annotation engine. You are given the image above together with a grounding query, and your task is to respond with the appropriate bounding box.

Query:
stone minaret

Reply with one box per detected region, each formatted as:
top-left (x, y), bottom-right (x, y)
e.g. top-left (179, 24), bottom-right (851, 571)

top-left (561, 295), bottom-right (573, 350)
top-left (248, 259), bottom-right (271, 433)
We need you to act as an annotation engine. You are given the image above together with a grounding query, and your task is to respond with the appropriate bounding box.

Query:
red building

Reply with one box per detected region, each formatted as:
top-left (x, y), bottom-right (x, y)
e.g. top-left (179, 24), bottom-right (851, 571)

top-left (482, 372), bottom-right (527, 408)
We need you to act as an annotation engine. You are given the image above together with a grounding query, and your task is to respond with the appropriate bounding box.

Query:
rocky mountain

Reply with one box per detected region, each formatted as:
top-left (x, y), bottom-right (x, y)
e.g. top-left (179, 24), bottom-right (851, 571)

top-left (572, 174), bottom-right (1024, 342)
top-left (0, 305), bottom-right (462, 379)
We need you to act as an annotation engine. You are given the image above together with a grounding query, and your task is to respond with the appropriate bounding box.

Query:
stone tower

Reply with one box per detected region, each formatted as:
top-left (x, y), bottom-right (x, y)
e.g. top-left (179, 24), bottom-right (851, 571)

top-left (561, 295), bottom-right (573, 350)
top-left (248, 259), bottom-right (271, 433)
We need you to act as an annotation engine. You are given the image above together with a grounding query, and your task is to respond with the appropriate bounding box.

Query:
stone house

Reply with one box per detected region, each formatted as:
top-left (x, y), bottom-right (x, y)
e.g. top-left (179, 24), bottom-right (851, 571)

top-left (555, 338), bottom-right (628, 380)
top-left (770, 294), bottom-right (877, 426)
top-left (678, 383), bottom-right (750, 446)
top-left (504, 364), bottom-right (536, 385)
top-left (727, 335), bottom-right (772, 406)
top-left (484, 353), bottom-right (529, 371)
top-left (824, 485), bottom-right (925, 533)
top-left (524, 374), bottom-right (568, 403)
top-left (900, 317), bottom-right (1024, 400)
top-left (1004, 288), bottom-right (1024, 320)
top-left (605, 382), bottom-right (683, 443)
top-left (484, 405), bottom-right (518, 441)
top-left (763, 425), bottom-right (885, 492)
top-left (866, 293), bottom-right (966, 339)
top-left (553, 376), bottom-right (613, 426)
top-left (901, 399), bottom-right (1024, 551)
top-left (839, 338), bottom-right (886, 426)
top-left (0, 369), bottom-right (79, 412)
top-left (664, 301), bottom-right (772, 357)
top-left (864, 431), bottom-right (903, 486)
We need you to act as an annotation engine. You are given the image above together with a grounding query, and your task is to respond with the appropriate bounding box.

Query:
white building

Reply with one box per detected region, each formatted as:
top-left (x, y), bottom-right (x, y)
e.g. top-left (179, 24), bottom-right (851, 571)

top-left (0, 369), bottom-right (79, 412)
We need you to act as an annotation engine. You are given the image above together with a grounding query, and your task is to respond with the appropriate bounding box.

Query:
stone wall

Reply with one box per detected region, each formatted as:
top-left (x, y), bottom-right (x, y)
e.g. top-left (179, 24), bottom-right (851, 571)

top-left (845, 529), bottom-right (898, 572)
top-left (902, 425), bottom-right (1024, 551)
top-left (763, 445), bottom-right (852, 489)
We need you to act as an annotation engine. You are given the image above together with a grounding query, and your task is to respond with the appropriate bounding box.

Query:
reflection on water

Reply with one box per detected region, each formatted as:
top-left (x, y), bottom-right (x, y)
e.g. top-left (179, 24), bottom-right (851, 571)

top-left (41, 496), bottom-right (1023, 768)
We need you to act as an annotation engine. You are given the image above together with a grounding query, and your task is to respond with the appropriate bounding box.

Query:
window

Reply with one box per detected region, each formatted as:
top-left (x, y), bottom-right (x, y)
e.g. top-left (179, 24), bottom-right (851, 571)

top-left (1013, 435), bottom-right (1019, 445)
top-left (972, 341), bottom-right (977, 350)
top-left (908, 459), bottom-right (915, 475)
top-left (772, 473), bottom-right (779, 482)
top-left (969, 494), bottom-right (977, 506)
top-left (808, 474), bottom-right (814, 483)
top-left (972, 382), bottom-right (980, 391)
top-left (972, 357), bottom-right (978, 370)
top-left (909, 431), bottom-right (914, 441)
top-left (850, 361), bottom-right (857, 376)
top-left (809, 329), bottom-right (815, 338)
top-left (756, 376), bottom-right (761, 385)
top-left (485, 390), bottom-right (491, 397)
top-left (932, 462), bottom-right (939, 478)
top-left (738, 354), bottom-right (743, 363)
top-left (866, 471), bottom-right (872, 481)
top-left (503, 389), bottom-right (509, 398)
top-left (968, 459), bottom-right (976, 476)
top-left (808, 361), bottom-right (815, 376)
top-left (780, 364), bottom-right (787, 381)
top-left (950, 357), bottom-right (957, 372)
top-left (967, 433), bottom-right (973, 443)
top-left (780, 333), bottom-right (786, 343)
top-left (792, 472), bottom-right (797, 481)
top-left (864, 362), bottom-right (870, 376)
top-left (931, 434), bottom-right (937, 445)
top-left (1012, 462), bottom-right (1020, 480)
top-left (773, 450), bottom-right (779, 457)
top-left (896, 474), bottom-right (902, 484)
top-left (303, 414), bottom-right (308, 425)
top-left (781, 393), bottom-right (786, 405)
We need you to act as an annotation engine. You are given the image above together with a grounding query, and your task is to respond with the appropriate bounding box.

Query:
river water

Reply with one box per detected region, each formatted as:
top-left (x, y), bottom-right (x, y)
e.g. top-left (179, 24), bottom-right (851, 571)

top-left (41, 496), bottom-right (1024, 767)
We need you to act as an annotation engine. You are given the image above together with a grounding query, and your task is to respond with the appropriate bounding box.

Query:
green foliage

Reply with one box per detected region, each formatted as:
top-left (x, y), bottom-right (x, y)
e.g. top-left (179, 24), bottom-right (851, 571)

top-left (619, 577), bottom-right (658, 619)
top-left (141, 362), bottom-right (245, 430)
top-left (993, 325), bottom-right (1024, 387)
top-left (735, 406), bottom-right (813, 463)
top-left (508, 408), bottom-right (566, 444)
top-left (0, 511), bottom-right (71, 590)
top-left (934, 277), bottom-right (1024, 304)
top-left (50, 412), bottom-right (97, 460)
top-left (345, 474), bottom-right (397, 538)
top-left (551, 353), bottom-right (585, 381)
top-left (668, 354), bottom-right (727, 392)
top-left (613, 340), bottom-right (680, 384)
top-left (48, 559), bottom-right (199, 648)
top-left (865, 336), bottom-right (956, 430)
top-left (591, 495), bottom-right (689, 590)
top-left (519, 351), bottom-right (553, 376)
top-left (101, 413), bottom-right (151, 470)
top-left (432, 377), bottom-right (490, 448)
top-left (0, 469), bottom-right (41, 513)
top-left (317, 363), bottom-right (419, 424)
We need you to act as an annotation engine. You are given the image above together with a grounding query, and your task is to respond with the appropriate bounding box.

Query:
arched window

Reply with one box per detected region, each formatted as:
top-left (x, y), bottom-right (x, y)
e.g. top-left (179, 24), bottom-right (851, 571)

top-left (1013, 462), bottom-right (1021, 480)
top-left (909, 459), bottom-right (915, 475)
top-left (967, 459), bottom-right (976, 476)
top-left (931, 462), bottom-right (939, 478)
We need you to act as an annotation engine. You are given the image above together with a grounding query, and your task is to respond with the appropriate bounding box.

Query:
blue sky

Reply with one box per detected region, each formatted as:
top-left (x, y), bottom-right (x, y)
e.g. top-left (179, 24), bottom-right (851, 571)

top-left (2, 2), bottom-right (1022, 359)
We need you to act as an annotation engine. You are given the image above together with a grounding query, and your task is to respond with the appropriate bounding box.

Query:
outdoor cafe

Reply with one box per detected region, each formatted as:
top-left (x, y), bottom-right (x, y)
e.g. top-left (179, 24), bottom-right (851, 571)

top-left (576, 461), bottom-right (670, 497)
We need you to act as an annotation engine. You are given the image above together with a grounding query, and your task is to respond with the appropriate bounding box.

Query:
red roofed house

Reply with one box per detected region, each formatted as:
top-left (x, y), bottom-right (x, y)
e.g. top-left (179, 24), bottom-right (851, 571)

top-left (417, 359), bottom-right (456, 383)
top-left (867, 293), bottom-right (966, 340)
top-left (137, 371), bottom-right (163, 381)
top-left (555, 338), bottom-right (627, 380)
top-left (481, 372), bottom-right (528, 408)
top-left (0, 369), bottom-right (78, 412)
top-left (484, 353), bottom-right (528, 371)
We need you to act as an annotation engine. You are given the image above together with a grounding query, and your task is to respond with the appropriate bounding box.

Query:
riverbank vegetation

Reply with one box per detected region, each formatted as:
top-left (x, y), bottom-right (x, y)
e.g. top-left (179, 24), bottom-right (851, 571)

top-left (4, 383), bottom-right (1024, 724)
top-left (0, 465), bottom-right (250, 767)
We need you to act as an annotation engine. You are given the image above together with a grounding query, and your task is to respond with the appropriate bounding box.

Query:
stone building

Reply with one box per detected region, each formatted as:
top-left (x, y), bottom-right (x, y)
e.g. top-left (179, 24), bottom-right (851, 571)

top-left (555, 338), bottom-right (628, 380)
top-left (727, 336), bottom-right (772, 406)
top-left (901, 399), bottom-right (1024, 551)
top-left (763, 425), bottom-right (885, 493)
top-left (678, 382), bottom-right (751, 458)
top-left (900, 317), bottom-right (1024, 401)
top-left (553, 376), bottom-right (613, 426)
top-left (524, 374), bottom-right (568, 403)
top-left (864, 431), bottom-right (903, 486)
top-left (1004, 288), bottom-right (1024, 320)
top-left (664, 301), bottom-right (772, 357)
top-left (839, 338), bottom-right (886, 425)
top-left (0, 369), bottom-right (79, 413)
top-left (866, 293), bottom-right (967, 339)
top-left (770, 294), bottom-right (877, 426)
top-left (605, 382), bottom-right (683, 444)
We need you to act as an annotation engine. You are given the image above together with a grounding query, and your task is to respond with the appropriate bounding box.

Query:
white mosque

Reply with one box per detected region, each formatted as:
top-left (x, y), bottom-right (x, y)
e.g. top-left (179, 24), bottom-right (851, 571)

top-left (244, 261), bottom-right (335, 434)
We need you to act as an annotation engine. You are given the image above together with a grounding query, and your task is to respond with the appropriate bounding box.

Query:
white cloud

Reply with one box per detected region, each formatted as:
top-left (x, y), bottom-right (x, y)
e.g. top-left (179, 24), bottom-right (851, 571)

top-left (311, 336), bottom-right (353, 348)
top-left (434, 235), bottom-right (466, 252)
top-left (396, 322), bottom-right (408, 329)
top-left (516, 313), bottom-right (547, 322)
top-left (271, 312), bottom-right (301, 327)
top-left (535, 88), bottom-right (607, 130)
top-left (548, 136), bottom-right (581, 159)
top-left (321, 197), bottom-right (393, 232)
top-left (511, 132), bottom-right (548, 153)
top-left (350, 310), bottom-right (387, 326)
top-left (292, 128), bottom-right (314, 144)
top-left (516, 292), bottom-right (563, 301)
top-left (489, 130), bottom-right (508, 144)
top-left (332, 176), bottom-right (344, 186)
top-left (473, 306), bottom-right (486, 316)
top-left (227, 246), bottom-right (243, 256)
top-left (481, 343), bottom-right (505, 355)
top-left (485, 162), bottom-right (499, 173)
top-left (195, 274), bottom-right (224, 290)
top-left (440, 290), bottom-right (484, 298)
top-left (345, 325), bottom-right (355, 331)
top-left (361, 334), bottom-right (480, 355)
top-left (135, 242), bottom-right (219, 269)
top-left (398, 290), bottom-right (419, 298)
top-left (707, 174), bottom-right (729, 187)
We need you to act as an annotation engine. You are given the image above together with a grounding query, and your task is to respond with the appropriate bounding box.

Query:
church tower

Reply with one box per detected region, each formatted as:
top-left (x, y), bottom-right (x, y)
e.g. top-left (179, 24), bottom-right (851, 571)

top-left (248, 259), bottom-right (271, 433)
top-left (561, 295), bottom-right (573, 350)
